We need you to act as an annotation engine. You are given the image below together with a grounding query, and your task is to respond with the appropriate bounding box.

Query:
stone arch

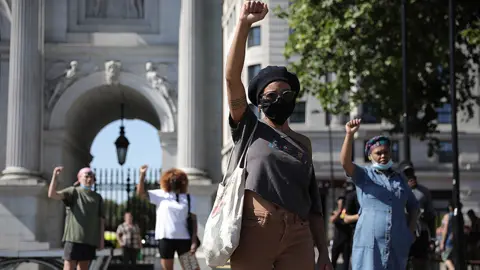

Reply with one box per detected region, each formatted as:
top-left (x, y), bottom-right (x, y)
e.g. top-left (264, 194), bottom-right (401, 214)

top-left (43, 70), bottom-right (178, 190)
top-left (48, 71), bottom-right (175, 133)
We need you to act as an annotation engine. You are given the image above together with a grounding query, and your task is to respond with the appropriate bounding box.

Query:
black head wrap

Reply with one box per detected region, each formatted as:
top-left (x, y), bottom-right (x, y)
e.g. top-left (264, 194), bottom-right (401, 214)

top-left (247, 66), bottom-right (300, 106)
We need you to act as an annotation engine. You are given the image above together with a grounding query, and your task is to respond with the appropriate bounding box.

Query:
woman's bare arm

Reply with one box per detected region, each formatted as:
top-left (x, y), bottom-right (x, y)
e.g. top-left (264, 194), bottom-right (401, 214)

top-left (136, 165), bottom-right (148, 199)
top-left (344, 213), bottom-right (359, 224)
top-left (226, 2), bottom-right (268, 123)
top-left (340, 133), bottom-right (356, 176)
top-left (226, 21), bottom-right (250, 123)
top-left (341, 119), bottom-right (361, 177)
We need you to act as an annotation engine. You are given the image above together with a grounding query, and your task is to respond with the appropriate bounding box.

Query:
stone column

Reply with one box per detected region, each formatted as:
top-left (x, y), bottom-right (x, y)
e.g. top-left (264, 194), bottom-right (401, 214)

top-left (1, 0), bottom-right (43, 181)
top-left (159, 132), bottom-right (177, 171)
top-left (177, 0), bottom-right (206, 178)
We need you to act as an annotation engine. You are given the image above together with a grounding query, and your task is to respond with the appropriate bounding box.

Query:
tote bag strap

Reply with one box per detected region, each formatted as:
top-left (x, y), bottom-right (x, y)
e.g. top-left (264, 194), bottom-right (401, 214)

top-left (237, 121), bottom-right (258, 169)
top-left (222, 120), bottom-right (259, 182)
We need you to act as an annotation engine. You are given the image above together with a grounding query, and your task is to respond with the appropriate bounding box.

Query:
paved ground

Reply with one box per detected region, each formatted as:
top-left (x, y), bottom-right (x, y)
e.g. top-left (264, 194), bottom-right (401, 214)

top-left (151, 252), bottom-right (228, 269)
top-left (151, 249), bottom-right (346, 269)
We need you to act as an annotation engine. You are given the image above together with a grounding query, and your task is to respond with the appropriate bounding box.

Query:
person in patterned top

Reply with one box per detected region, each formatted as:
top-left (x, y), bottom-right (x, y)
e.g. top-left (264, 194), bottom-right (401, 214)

top-left (116, 212), bottom-right (142, 265)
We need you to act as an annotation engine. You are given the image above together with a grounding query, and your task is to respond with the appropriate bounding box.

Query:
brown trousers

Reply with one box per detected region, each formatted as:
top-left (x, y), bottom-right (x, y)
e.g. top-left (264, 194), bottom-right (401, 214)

top-left (230, 191), bottom-right (315, 270)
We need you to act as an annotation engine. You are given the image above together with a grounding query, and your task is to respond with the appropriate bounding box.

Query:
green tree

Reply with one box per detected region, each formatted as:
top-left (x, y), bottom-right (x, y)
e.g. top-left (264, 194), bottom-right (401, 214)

top-left (277, 0), bottom-right (480, 144)
top-left (103, 199), bottom-right (125, 231)
top-left (127, 195), bottom-right (157, 237)
top-left (462, 20), bottom-right (480, 45)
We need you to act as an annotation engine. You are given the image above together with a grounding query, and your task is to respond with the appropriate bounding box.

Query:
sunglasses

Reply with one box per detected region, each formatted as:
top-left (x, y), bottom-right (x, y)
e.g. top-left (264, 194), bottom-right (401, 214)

top-left (260, 90), bottom-right (296, 105)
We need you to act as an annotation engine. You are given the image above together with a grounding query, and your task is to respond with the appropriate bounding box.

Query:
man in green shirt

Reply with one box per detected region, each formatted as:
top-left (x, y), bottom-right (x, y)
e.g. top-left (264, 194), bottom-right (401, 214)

top-left (48, 166), bottom-right (105, 270)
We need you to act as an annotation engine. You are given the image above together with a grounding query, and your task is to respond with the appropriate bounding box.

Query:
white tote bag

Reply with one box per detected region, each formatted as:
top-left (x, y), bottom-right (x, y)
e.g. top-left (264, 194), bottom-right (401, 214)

top-left (203, 121), bottom-right (257, 267)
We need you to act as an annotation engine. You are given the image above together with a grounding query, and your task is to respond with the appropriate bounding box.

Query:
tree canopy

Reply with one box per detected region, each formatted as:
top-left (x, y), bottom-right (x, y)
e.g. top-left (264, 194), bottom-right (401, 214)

top-left (462, 20), bottom-right (480, 45)
top-left (277, 0), bottom-right (480, 142)
top-left (103, 196), bottom-right (157, 235)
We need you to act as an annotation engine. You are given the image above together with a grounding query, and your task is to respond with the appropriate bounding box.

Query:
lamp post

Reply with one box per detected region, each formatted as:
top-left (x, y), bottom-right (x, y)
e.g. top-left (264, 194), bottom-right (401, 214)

top-left (325, 73), bottom-right (336, 212)
top-left (401, 0), bottom-right (411, 162)
top-left (115, 103), bottom-right (130, 166)
top-left (448, 0), bottom-right (466, 269)
top-left (326, 111), bottom-right (335, 213)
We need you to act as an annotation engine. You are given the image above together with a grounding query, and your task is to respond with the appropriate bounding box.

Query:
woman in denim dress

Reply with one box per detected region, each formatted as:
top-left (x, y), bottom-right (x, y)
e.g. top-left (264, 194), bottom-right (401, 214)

top-left (340, 119), bottom-right (419, 270)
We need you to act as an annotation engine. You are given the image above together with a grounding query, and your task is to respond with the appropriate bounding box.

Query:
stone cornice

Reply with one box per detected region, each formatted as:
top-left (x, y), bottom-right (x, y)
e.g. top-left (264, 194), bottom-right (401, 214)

top-left (44, 44), bottom-right (178, 58)
top-left (1, 43), bottom-right (179, 59)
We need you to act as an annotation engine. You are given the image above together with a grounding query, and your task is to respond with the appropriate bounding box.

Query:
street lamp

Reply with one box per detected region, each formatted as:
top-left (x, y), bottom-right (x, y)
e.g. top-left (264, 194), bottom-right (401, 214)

top-left (325, 111), bottom-right (335, 212)
top-left (448, 0), bottom-right (466, 269)
top-left (325, 74), bottom-right (336, 211)
top-left (115, 103), bottom-right (130, 166)
top-left (401, 0), bottom-right (411, 162)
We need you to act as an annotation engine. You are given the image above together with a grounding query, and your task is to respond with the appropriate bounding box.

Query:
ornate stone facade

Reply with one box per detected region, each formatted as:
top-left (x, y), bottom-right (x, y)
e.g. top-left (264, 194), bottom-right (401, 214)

top-left (0, 1), bottom-right (223, 268)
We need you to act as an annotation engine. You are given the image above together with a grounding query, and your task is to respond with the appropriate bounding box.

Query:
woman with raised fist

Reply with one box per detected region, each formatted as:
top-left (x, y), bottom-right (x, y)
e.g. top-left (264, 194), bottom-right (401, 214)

top-left (224, 1), bottom-right (332, 269)
top-left (340, 119), bottom-right (419, 270)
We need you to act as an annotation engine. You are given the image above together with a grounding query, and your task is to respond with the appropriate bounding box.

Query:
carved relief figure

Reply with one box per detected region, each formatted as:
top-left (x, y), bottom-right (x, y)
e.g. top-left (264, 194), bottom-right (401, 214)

top-left (145, 62), bottom-right (177, 113)
top-left (86, 0), bottom-right (144, 19)
top-left (0, 0), bottom-right (11, 21)
top-left (105, 61), bottom-right (122, 85)
top-left (132, 0), bottom-right (144, 18)
top-left (86, 0), bottom-right (107, 18)
top-left (45, 61), bottom-right (79, 110)
top-left (0, 0), bottom-right (11, 39)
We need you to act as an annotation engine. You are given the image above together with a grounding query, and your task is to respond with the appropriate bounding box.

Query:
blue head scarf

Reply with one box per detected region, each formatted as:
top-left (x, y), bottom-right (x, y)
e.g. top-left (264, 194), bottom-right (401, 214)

top-left (364, 135), bottom-right (391, 158)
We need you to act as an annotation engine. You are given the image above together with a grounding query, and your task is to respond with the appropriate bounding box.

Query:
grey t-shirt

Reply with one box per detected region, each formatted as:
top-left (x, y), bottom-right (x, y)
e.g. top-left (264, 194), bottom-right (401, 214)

top-left (227, 108), bottom-right (323, 219)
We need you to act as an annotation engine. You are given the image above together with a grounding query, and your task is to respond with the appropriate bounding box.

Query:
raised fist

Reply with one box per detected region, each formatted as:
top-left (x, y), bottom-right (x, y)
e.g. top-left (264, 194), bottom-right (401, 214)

top-left (53, 166), bottom-right (63, 175)
top-left (240, 1), bottom-right (268, 25)
top-left (140, 164), bottom-right (148, 175)
top-left (345, 119), bottom-right (361, 135)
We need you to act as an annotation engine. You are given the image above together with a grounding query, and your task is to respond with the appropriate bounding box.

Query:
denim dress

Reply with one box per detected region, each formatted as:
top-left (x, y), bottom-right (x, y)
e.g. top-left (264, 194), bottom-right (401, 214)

top-left (349, 164), bottom-right (419, 270)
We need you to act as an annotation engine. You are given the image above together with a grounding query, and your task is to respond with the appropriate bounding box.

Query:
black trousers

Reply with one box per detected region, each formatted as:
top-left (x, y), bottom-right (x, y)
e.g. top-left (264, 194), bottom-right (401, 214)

top-left (122, 247), bottom-right (139, 265)
top-left (63, 242), bottom-right (96, 261)
top-left (409, 230), bottom-right (430, 259)
top-left (331, 240), bottom-right (351, 270)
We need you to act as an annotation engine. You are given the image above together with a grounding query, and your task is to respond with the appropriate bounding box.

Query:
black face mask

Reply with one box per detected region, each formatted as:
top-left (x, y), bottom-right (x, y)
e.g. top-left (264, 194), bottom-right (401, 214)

top-left (260, 97), bottom-right (296, 125)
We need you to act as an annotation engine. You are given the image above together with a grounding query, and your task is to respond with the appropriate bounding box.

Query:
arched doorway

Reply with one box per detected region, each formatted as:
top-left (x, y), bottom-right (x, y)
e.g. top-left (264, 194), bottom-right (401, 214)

top-left (42, 69), bottom-right (177, 247)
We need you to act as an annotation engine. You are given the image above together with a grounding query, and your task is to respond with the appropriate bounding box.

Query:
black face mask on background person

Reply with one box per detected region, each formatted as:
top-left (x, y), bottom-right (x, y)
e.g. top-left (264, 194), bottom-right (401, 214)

top-left (260, 97), bottom-right (296, 125)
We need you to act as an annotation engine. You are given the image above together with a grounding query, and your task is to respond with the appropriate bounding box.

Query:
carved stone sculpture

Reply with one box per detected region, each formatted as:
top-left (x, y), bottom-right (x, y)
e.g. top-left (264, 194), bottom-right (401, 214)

top-left (0, 0), bottom-right (11, 39)
top-left (0, 0), bottom-right (11, 21)
top-left (132, 0), bottom-right (144, 18)
top-left (105, 60), bottom-right (121, 85)
top-left (45, 61), bottom-right (80, 110)
top-left (145, 62), bottom-right (177, 113)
